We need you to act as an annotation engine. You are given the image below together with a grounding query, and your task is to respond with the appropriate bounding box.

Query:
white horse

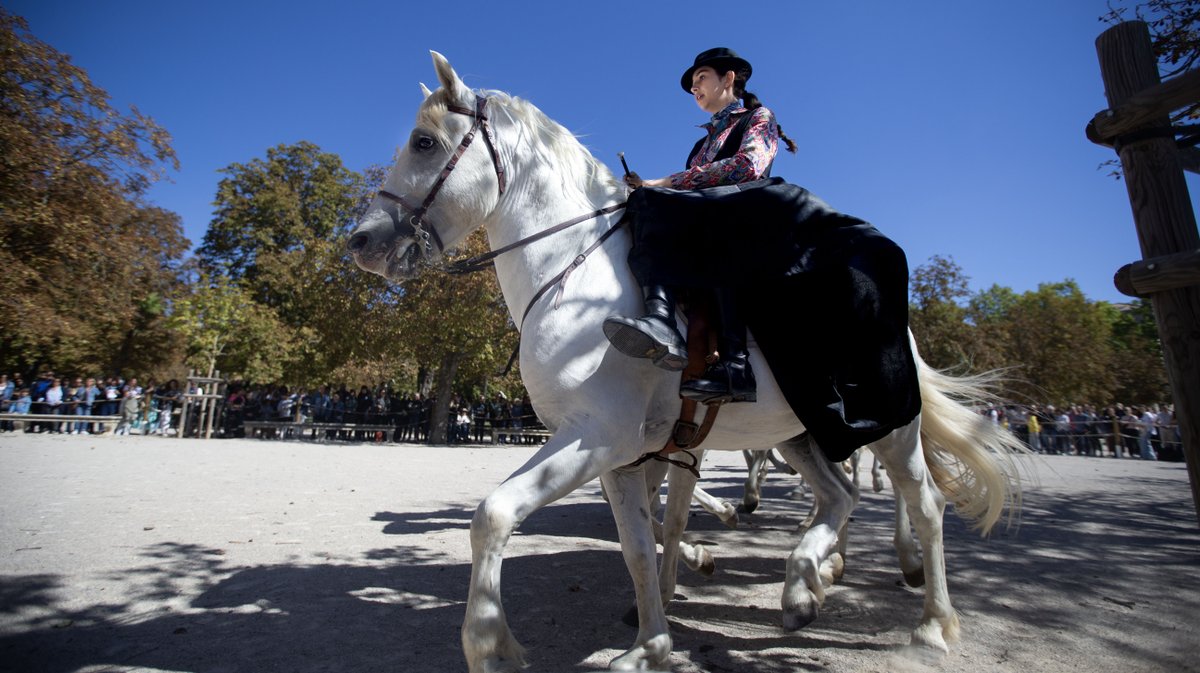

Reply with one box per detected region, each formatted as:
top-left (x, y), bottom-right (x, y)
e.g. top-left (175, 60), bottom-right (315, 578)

top-left (348, 52), bottom-right (1023, 673)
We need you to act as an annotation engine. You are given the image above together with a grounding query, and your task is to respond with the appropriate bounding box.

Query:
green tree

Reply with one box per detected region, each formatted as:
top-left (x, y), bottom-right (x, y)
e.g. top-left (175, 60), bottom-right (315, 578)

top-left (908, 255), bottom-right (983, 370)
top-left (198, 141), bottom-right (365, 295)
top-left (1109, 299), bottom-right (1172, 404)
top-left (1000, 281), bottom-right (1117, 406)
top-left (0, 10), bottom-right (186, 376)
top-left (170, 274), bottom-right (301, 383)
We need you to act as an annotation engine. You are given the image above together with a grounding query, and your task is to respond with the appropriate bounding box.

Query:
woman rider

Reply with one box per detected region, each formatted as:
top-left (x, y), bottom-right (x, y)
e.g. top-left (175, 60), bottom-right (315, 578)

top-left (603, 47), bottom-right (796, 404)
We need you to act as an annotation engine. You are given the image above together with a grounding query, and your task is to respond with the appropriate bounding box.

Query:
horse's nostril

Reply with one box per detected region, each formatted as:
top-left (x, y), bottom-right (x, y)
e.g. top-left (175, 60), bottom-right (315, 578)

top-left (347, 232), bottom-right (370, 253)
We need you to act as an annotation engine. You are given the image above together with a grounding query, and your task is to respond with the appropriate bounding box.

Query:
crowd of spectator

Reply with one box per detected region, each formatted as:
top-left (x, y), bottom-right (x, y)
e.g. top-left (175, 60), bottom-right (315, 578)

top-left (221, 382), bottom-right (547, 444)
top-left (3, 369), bottom-right (1183, 458)
top-left (0, 370), bottom-right (185, 436)
top-left (980, 403), bottom-right (1182, 461)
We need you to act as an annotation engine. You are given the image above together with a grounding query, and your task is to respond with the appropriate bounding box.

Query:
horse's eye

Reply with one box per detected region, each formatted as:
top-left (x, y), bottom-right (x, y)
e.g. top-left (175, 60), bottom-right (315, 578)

top-left (413, 135), bottom-right (436, 151)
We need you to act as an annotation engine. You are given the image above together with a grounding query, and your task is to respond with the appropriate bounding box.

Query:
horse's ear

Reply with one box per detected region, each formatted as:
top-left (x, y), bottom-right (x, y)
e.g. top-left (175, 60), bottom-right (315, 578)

top-left (419, 82), bottom-right (433, 99)
top-left (430, 51), bottom-right (468, 99)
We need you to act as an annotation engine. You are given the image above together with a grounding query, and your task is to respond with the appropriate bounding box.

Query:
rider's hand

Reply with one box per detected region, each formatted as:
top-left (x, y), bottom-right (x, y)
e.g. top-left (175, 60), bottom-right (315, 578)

top-left (623, 172), bottom-right (644, 189)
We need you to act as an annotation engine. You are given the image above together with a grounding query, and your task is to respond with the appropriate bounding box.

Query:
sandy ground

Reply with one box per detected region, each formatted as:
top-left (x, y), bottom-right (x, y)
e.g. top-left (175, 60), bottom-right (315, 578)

top-left (0, 432), bottom-right (1197, 673)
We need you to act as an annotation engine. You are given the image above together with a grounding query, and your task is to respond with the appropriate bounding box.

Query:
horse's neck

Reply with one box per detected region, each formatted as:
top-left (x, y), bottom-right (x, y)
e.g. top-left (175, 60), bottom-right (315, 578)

top-left (484, 166), bottom-right (633, 335)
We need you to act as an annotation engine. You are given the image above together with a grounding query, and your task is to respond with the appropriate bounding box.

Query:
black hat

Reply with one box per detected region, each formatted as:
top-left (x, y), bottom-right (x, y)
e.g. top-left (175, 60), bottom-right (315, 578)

top-left (680, 47), bottom-right (752, 93)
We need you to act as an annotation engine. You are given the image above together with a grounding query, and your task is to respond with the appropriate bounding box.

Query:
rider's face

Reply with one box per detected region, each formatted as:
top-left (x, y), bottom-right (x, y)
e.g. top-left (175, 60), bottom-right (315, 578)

top-left (691, 67), bottom-right (735, 114)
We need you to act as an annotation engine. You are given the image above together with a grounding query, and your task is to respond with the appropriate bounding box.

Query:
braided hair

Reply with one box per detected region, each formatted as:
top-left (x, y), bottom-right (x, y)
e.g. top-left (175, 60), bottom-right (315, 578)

top-left (723, 66), bottom-right (798, 154)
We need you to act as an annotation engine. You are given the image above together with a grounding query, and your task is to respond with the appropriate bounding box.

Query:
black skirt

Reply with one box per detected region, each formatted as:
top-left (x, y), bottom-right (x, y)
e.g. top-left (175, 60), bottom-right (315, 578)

top-left (625, 178), bottom-right (920, 461)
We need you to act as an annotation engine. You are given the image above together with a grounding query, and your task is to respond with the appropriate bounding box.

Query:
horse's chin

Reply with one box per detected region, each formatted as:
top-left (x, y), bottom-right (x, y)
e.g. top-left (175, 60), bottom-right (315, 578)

top-left (351, 239), bottom-right (421, 282)
top-left (382, 240), bottom-right (423, 281)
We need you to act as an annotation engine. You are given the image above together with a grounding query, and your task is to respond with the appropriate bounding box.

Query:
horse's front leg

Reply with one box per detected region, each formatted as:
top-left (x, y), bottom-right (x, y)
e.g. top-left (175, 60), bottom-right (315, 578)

top-left (873, 417), bottom-right (957, 655)
top-left (462, 433), bottom-right (630, 673)
top-left (776, 434), bottom-right (858, 631)
top-left (603, 465), bottom-right (672, 671)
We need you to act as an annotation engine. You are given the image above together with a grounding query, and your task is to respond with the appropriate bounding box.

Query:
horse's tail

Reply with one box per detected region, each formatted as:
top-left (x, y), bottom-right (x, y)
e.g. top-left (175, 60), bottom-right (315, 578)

top-left (914, 343), bottom-right (1026, 535)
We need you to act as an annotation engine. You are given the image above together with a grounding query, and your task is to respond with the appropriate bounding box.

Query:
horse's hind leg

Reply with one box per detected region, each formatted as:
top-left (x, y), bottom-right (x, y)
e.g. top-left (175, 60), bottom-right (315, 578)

top-left (892, 487), bottom-right (925, 587)
top-left (872, 452), bottom-right (886, 492)
top-left (741, 449), bottom-right (771, 513)
top-left (776, 433), bottom-right (858, 631)
top-left (871, 416), bottom-right (958, 654)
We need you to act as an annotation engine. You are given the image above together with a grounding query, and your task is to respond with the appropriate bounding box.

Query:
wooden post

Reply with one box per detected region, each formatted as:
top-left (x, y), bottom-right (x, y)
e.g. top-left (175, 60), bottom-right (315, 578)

top-left (1097, 21), bottom-right (1200, 525)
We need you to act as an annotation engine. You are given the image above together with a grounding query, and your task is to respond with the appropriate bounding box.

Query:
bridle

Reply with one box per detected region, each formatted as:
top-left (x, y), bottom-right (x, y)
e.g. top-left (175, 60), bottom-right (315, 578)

top-left (377, 94), bottom-right (507, 259)
top-left (375, 93), bottom-right (627, 329)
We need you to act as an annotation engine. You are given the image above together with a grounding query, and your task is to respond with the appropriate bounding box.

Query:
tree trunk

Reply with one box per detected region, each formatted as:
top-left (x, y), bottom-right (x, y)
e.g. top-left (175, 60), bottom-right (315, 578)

top-left (428, 352), bottom-right (462, 444)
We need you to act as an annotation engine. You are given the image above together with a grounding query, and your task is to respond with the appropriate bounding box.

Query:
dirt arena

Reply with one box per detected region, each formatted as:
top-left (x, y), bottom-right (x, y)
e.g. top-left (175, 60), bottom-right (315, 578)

top-left (1, 433), bottom-right (1197, 673)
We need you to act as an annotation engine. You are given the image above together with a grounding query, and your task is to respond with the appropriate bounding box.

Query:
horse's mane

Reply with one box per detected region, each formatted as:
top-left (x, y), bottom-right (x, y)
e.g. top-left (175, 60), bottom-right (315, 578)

top-left (418, 88), bottom-right (621, 203)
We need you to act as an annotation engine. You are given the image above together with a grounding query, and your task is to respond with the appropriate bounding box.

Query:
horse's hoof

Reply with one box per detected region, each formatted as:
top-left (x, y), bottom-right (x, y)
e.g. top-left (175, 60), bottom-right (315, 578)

top-left (896, 643), bottom-right (947, 668)
top-left (908, 615), bottom-right (954, 654)
top-left (741, 494), bottom-right (759, 514)
top-left (782, 600), bottom-right (819, 631)
top-left (823, 552), bottom-right (845, 584)
top-left (719, 509), bottom-right (739, 529)
top-left (873, 477), bottom-right (885, 492)
top-left (610, 634), bottom-right (672, 671)
top-left (781, 585), bottom-right (820, 631)
top-left (903, 568), bottom-right (926, 588)
top-left (695, 546), bottom-right (716, 576)
top-left (480, 657), bottom-right (525, 673)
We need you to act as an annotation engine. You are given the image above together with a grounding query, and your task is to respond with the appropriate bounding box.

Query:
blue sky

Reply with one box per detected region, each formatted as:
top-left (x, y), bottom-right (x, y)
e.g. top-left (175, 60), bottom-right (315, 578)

top-left (9, 0), bottom-right (1196, 304)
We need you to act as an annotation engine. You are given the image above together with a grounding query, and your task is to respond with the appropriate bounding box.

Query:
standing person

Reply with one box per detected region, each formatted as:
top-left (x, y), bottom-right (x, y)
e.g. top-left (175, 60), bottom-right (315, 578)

top-left (604, 48), bottom-right (795, 403)
top-left (402, 394), bottom-right (421, 442)
top-left (1025, 409), bottom-right (1041, 454)
top-left (75, 377), bottom-right (101, 434)
top-left (10, 389), bottom-right (32, 431)
top-left (1056, 408), bottom-right (1073, 454)
top-left (472, 398), bottom-right (487, 444)
top-left (0, 374), bottom-right (13, 432)
top-left (156, 380), bottom-right (182, 435)
top-left (43, 377), bottom-right (65, 433)
top-left (1139, 406), bottom-right (1159, 460)
top-left (116, 388), bottom-right (140, 435)
top-left (102, 378), bottom-right (120, 416)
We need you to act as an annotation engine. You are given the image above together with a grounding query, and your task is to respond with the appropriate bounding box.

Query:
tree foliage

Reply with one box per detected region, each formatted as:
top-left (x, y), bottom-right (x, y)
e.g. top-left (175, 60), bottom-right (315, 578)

top-left (908, 255), bottom-right (986, 370)
top-left (909, 255), bottom-right (1171, 407)
top-left (0, 9), bottom-right (186, 377)
top-left (170, 274), bottom-right (301, 382)
top-left (1104, 0), bottom-right (1200, 75)
top-left (197, 141), bottom-right (366, 295)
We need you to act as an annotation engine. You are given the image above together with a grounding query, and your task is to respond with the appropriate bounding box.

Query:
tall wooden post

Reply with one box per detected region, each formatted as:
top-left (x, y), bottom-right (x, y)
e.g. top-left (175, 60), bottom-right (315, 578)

top-left (1097, 21), bottom-right (1200, 524)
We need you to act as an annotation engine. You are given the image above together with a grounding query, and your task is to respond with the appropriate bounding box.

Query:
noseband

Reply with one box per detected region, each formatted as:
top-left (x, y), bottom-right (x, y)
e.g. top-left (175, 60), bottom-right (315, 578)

top-left (377, 94), bottom-right (507, 259)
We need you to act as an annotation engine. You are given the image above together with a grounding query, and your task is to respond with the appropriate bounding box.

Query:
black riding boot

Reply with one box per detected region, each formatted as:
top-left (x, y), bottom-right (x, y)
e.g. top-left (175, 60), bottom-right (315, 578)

top-left (679, 288), bottom-right (756, 404)
top-left (602, 285), bottom-right (688, 371)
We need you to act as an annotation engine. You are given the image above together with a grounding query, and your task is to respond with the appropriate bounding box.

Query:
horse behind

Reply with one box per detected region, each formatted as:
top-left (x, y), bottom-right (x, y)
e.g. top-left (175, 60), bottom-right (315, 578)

top-left (348, 51), bottom-right (1022, 673)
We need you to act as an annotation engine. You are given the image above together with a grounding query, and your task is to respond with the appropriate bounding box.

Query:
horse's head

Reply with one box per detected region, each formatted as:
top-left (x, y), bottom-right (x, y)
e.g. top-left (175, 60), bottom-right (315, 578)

top-left (349, 52), bottom-right (507, 281)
